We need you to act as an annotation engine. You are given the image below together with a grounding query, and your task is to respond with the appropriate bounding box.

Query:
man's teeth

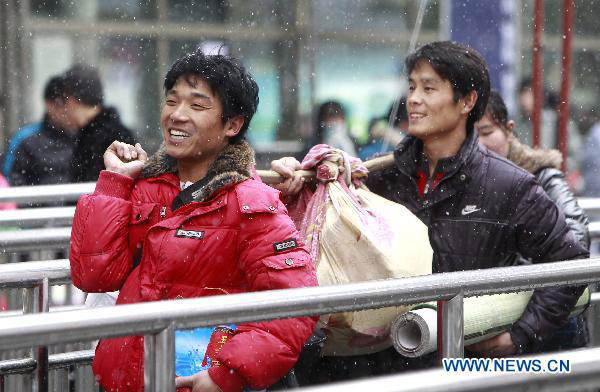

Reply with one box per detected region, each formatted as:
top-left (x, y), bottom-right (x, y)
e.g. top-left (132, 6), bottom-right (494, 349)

top-left (170, 129), bottom-right (189, 139)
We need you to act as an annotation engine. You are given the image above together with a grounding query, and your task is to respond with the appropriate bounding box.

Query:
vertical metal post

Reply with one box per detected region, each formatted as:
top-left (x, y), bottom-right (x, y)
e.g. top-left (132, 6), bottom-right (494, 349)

top-left (558, 0), bottom-right (573, 173)
top-left (532, 0), bottom-right (544, 148)
top-left (437, 292), bottom-right (464, 364)
top-left (144, 334), bottom-right (156, 392)
top-left (0, 374), bottom-right (4, 392)
top-left (35, 278), bottom-right (49, 392)
top-left (155, 325), bottom-right (175, 392)
top-left (22, 286), bottom-right (36, 392)
top-left (22, 278), bottom-right (49, 392)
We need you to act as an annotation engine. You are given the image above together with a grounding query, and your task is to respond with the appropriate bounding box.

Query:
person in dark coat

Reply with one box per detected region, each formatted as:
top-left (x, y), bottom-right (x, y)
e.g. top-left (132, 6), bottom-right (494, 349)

top-left (476, 90), bottom-right (589, 250)
top-left (271, 41), bottom-right (589, 382)
top-left (63, 64), bottom-right (136, 182)
top-left (475, 90), bottom-right (590, 352)
top-left (9, 75), bottom-right (78, 188)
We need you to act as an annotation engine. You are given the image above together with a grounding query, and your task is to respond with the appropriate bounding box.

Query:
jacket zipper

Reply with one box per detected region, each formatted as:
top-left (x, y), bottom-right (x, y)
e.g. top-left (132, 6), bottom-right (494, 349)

top-left (160, 206), bottom-right (167, 218)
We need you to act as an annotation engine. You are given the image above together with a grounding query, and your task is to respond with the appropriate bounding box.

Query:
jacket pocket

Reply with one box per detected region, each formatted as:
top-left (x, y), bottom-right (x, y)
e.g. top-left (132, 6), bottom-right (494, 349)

top-left (130, 203), bottom-right (157, 224)
top-left (262, 252), bottom-right (308, 270)
top-left (259, 252), bottom-right (314, 290)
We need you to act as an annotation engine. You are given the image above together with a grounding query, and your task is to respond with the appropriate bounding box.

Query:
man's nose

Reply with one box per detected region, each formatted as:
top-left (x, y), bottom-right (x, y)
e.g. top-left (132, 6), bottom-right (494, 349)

top-left (408, 89), bottom-right (422, 106)
top-left (169, 105), bottom-right (189, 122)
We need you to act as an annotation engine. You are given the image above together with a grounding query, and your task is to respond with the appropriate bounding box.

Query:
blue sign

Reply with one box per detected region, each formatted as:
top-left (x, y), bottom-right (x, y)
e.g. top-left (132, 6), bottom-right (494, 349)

top-left (449, 0), bottom-right (518, 114)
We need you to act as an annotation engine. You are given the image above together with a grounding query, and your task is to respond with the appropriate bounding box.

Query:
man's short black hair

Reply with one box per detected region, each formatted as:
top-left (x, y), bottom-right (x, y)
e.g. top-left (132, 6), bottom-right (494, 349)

top-left (164, 50), bottom-right (259, 144)
top-left (43, 75), bottom-right (67, 101)
top-left (317, 101), bottom-right (346, 124)
top-left (519, 77), bottom-right (532, 93)
top-left (63, 64), bottom-right (104, 106)
top-left (486, 90), bottom-right (509, 129)
top-left (405, 41), bottom-right (490, 133)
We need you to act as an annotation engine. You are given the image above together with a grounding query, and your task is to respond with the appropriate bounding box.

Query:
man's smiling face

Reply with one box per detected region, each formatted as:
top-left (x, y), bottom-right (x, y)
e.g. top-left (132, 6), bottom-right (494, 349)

top-left (160, 74), bottom-right (232, 163)
top-left (406, 60), bottom-right (468, 142)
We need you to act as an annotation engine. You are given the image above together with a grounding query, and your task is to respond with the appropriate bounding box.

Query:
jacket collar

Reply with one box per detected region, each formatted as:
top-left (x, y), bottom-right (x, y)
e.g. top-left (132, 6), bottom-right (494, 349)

top-left (141, 141), bottom-right (255, 208)
top-left (394, 128), bottom-right (479, 180)
top-left (507, 137), bottom-right (562, 174)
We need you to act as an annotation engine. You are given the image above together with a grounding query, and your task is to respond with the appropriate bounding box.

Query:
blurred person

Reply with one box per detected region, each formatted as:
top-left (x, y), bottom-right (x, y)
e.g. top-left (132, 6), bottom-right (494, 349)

top-left (69, 50), bottom-right (317, 392)
top-left (0, 172), bottom-right (16, 312)
top-left (271, 41), bottom-right (588, 382)
top-left (311, 101), bottom-right (357, 156)
top-left (64, 64), bottom-right (136, 183)
top-left (516, 78), bottom-right (582, 175)
top-left (582, 120), bottom-right (600, 196)
top-left (358, 98), bottom-right (407, 160)
top-left (476, 89), bottom-right (589, 249)
top-left (6, 75), bottom-right (78, 186)
top-left (475, 90), bottom-right (589, 352)
top-left (516, 77), bottom-right (534, 144)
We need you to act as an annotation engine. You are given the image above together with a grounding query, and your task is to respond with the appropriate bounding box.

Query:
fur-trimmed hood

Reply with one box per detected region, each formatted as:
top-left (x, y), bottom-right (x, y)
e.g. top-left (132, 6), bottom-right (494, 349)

top-left (507, 137), bottom-right (562, 174)
top-left (140, 141), bottom-right (255, 202)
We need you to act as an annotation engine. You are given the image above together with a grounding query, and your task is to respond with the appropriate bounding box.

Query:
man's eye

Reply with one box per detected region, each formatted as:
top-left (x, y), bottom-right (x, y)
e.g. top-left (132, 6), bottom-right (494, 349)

top-left (408, 86), bottom-right (415, 92)
top-left (166, 100), bottom-right (176, 105)
top-left (424, 87), bottom-right (434, 92)
top-left (191, 104), bottom-right (206, 110)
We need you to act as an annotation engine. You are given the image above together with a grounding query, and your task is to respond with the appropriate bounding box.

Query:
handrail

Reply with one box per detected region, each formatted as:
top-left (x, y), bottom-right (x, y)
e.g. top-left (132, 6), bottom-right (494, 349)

top-left (0, 206), bottom-right (75, 228)
top-left (0, 305), bottom-right (86, 318)
top-left (0, 259), bottom-right (70, 288)
top-left (0, 258), bottom-right (598, 350)
top-left (0, 227), bottom-right (71, 252)
top-left (578, 197), bottom-right (600, 214)
top-left (299, 347), bottom-right (600, 392)
top-left (0, 183), bottom-right (94, 204)
top-left (0, 350), bottom-right (94, 376)
top-left (0, 180), bottom-right (599, 209)
top-left (0, 222), bottom-right (597, 253)
top-left (0, 258), bottom-right (598, 390)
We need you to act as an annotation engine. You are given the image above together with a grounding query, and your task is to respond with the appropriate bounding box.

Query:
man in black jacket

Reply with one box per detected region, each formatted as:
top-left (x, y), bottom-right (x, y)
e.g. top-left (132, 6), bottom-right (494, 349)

top-left (273, 41), bottom-right (588, 365)
top-left (9, 75), bottom-right (78, 188)
top-left (63, 64), bottom-right (136, 182)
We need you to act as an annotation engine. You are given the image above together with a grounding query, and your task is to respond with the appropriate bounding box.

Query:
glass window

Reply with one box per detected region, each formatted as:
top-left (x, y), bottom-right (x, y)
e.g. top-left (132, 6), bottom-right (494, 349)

top-left (96, 37), bottom-right (161, 149)
top-left (98, 0), bottom-right (157, 21)
top-left (167, 0), bottom-right (229, 23)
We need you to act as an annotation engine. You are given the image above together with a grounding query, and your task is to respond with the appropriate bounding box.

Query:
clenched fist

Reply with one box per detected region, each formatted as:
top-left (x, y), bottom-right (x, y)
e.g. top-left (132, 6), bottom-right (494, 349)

top-left (103, 141), bottom-right (148, 179)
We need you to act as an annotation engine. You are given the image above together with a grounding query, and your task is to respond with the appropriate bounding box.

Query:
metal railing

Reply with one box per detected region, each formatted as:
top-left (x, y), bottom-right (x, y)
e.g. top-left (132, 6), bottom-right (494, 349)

top-left (0, 259), bottom-right (90, 391)
top-left (0, 183), bottom-right (94, 205)
top-left (0, 258), bottom-right (599, 391)
top-left (1, 187), bottom-right (600, 391)
top-left (0, 183), bottom-right (598, 213)
top-left (1, 259), bottom-right (600, 391)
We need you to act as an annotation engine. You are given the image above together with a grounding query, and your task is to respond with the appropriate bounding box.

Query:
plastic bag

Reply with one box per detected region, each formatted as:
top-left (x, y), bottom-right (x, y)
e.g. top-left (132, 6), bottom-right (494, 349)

top-left (289, 145), bottom-right (433, 356)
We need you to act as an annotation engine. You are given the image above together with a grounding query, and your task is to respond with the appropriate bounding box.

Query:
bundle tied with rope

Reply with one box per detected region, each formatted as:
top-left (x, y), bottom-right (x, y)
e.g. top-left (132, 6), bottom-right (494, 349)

top-left (282, 145), bottom-right (433, 356)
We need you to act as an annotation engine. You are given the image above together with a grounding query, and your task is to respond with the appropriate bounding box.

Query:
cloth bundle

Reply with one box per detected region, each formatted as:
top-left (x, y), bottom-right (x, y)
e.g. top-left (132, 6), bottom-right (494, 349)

top-left (289, 145), bottom-right (433, 356)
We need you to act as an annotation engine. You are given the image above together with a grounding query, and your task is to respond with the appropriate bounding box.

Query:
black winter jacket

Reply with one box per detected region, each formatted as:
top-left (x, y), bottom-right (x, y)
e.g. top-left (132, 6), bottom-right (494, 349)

top-left (72, 107), bottom-right (136, 183)
top-left (366, 130), bottom-right (589, 353)
top-left (507, 137), bottom-right (589, 249)
top-left (10, 115), bottom-right (76, 187)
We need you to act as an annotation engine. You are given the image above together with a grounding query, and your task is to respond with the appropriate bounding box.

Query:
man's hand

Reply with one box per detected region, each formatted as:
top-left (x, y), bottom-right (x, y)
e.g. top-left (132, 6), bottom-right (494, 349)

top-left (270, 157), bottom-right (305, 196)
top-left (103, 141), bottom-right (148, 179)
top-left (175, 371), bottom-right (222, 392)
top-left (466, 332), bottom-right (517, 357)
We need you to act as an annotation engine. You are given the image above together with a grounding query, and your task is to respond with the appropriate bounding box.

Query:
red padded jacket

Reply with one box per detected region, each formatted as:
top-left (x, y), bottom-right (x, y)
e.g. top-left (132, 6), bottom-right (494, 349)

top-left (70, 142), bottom-right (318, 392)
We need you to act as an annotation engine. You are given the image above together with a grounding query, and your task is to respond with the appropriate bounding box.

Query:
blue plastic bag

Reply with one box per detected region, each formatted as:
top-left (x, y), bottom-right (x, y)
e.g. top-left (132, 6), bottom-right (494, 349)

top-left (175, 325), bottom-right (236, 377)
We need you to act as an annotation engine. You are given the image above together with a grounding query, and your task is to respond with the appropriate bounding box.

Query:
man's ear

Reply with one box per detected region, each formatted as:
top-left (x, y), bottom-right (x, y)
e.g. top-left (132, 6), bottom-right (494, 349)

top-left (461, 90), bottom-right (478, 115)
top-left (224, 115), bottom-right (245, 138)
top-left (506, 120), bottom-right (515, 137)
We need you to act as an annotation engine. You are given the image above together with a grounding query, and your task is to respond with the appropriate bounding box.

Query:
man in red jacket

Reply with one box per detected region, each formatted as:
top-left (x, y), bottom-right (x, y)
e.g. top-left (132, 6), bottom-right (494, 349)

top-left (70, 49), bottom-right (318, 392)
